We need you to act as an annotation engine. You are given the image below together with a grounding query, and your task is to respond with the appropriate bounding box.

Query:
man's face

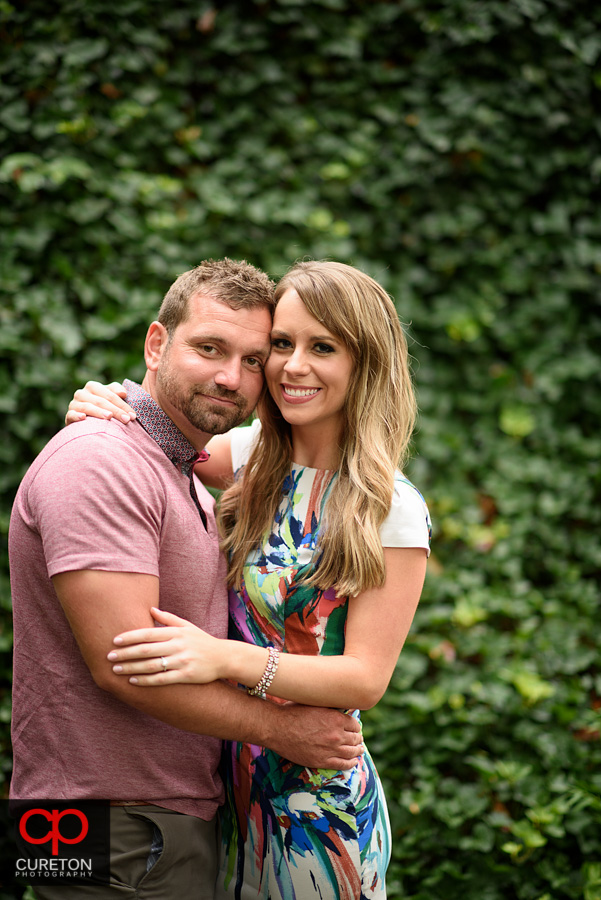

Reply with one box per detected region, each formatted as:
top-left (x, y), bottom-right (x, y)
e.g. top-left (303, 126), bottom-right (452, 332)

top-left (152, 292), bottom-right (272, 440)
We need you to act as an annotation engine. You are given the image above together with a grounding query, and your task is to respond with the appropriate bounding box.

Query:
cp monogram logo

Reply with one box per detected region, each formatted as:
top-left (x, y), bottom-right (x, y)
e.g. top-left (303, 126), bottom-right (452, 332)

top-left (19, 808), bottom-right (89, 856)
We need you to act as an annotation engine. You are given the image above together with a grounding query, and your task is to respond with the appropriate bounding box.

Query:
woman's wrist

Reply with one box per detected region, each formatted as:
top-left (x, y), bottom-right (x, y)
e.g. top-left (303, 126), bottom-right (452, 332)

top-left (247, 646), bottom-right (280, 699)
top-left (222, 641), bottom-right (270, 689)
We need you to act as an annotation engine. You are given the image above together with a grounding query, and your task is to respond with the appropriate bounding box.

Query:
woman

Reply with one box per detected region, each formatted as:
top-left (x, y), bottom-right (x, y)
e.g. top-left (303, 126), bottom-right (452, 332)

top-left (67, 261), bottom-right (431, 899)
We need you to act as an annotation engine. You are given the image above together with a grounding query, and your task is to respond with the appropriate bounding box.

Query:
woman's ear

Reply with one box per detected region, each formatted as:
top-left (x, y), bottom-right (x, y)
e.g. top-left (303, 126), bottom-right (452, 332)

top-left (144, 321), bottom-right (169, 371)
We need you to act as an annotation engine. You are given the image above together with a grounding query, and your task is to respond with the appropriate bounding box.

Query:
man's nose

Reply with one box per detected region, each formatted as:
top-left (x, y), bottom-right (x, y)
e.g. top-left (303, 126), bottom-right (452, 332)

top-left (214, 358), bottom-right (242, 391)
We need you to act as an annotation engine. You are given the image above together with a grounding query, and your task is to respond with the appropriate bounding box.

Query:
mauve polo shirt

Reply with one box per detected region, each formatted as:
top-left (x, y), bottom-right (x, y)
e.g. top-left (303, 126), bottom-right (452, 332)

top-left (9, 381), bottom-right (228, 819)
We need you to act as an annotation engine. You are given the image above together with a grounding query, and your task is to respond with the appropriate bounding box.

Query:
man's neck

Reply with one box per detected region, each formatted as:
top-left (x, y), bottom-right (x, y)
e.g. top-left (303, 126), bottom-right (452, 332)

top-left (140, 373), bottom-right (212, 453)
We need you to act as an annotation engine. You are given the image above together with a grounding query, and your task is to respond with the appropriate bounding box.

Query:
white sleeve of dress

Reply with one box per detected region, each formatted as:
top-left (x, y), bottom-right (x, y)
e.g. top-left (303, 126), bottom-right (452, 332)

top-left (229, 419), bottom-right (262, 474)
top-left (379, 475), bottom-right (432, 555)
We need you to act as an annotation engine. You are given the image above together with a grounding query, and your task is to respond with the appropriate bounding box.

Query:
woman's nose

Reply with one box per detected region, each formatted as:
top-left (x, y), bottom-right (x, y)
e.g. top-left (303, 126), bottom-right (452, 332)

top-left (283, 348), bottom-right (310, 376)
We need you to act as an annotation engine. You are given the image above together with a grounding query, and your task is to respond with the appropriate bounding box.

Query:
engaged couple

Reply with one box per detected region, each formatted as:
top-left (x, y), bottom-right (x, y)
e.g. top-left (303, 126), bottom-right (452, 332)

top-left (10, 258), bottom-right (431, 899)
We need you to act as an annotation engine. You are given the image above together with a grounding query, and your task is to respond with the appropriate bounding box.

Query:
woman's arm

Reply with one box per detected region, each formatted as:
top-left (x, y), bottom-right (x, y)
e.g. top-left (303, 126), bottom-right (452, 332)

top-left (64, 380), bottom-right (235, 488)
top-left (107, 546), bottom-right (427, 710)
top-left (193, 433), bottom-right (234, 489)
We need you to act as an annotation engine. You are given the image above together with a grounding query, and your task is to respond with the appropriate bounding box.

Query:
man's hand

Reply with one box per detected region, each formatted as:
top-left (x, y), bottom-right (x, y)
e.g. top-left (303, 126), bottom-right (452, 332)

top-left (264, 703), bottom-right (363, 770)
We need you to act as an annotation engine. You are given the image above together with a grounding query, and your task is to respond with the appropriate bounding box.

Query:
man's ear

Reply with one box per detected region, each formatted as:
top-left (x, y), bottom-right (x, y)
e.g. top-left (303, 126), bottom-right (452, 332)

top-left (144, 321), bottom-right (169, 371)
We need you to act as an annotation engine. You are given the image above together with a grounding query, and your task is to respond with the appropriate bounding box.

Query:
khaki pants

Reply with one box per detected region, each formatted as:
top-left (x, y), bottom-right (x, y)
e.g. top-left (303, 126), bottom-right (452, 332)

top-left (33, 805), bottom-right (218, 899)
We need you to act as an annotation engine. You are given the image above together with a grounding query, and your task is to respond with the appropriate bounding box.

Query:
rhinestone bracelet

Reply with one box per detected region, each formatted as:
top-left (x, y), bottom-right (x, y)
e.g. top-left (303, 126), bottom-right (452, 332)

top-left (248, 646), bottom-right (280, 699)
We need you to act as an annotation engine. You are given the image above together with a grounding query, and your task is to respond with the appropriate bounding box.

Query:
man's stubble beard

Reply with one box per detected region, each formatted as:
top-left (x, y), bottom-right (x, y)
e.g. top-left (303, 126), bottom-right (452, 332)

top-left (157, 366), bottom-right (252, 435)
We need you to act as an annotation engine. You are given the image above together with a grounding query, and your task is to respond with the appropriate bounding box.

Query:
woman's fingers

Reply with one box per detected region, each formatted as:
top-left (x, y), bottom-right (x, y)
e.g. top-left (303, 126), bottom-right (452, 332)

top-left (113, 656), bottom-right (187, 687)
top-left (109, 640), bottom-right (179, 670)
top-left (110, 652), bottom-right (211, 686)
top-left (80, 380), bottom-right (128, 402)
top-left (111, 656), bottom-right (177, 676)
top-left (108, 614), bottom-right (218, 686)
top-left (129, 671), bottom-right (183, 686)
top-left (105, 381), bottom-right (128, 397)
top-left (128, 674), bottom-right (173, 686)
top-left (65, 409), bottom-right (87, 424)
top-left (150, 607), bottom-right (191, 628)
top-left (66, 381), bottom-right (136, 424)
top-left (112, 627), bottom-right (180, 649)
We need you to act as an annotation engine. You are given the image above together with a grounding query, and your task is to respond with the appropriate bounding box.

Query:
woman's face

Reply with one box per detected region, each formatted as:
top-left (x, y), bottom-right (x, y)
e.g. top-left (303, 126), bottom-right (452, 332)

top-left (265, 288), bottom-right (354, 434)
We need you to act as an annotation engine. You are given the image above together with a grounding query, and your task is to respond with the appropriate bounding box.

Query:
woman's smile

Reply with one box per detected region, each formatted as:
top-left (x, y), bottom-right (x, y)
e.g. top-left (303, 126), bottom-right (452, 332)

top-left (280, 383), bottom-right (322, 403)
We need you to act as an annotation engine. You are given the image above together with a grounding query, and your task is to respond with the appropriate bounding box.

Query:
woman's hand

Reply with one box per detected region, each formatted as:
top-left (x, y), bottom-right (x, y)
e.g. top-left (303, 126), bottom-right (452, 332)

top-left (65, 381), bottom-right (136, 425)
top-left (107, 607), bottom-right (228, 686)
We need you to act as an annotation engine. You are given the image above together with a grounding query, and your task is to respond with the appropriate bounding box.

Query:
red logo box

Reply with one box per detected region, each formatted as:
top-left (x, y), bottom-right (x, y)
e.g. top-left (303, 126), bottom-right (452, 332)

top-left (10, 800), bottom-right (110, 886)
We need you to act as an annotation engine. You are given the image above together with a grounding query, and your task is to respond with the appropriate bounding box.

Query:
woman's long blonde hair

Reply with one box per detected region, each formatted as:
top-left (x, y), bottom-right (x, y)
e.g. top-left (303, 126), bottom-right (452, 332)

top-left (218, 260), bottom-right (417, 597)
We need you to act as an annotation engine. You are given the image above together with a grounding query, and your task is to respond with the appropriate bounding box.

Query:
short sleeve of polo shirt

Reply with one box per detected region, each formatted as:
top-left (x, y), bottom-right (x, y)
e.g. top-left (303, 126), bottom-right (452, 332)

top-left (25, 430), bottom-right (164, 578)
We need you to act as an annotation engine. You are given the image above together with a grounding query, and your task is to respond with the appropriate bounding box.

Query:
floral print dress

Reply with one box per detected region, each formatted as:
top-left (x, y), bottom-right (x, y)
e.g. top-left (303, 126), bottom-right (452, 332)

top-left (215, 428), bottom-right (431, 900)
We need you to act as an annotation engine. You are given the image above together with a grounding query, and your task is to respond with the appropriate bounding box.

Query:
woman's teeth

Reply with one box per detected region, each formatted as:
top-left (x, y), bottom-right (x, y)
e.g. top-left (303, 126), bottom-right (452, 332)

top-left (284, 387), bottom-right (319, 397)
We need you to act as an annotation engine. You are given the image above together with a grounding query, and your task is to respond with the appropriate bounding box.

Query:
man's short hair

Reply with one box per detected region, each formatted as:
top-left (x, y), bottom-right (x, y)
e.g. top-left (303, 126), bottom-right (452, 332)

top-left (158, 258), bottom-right (275, 334)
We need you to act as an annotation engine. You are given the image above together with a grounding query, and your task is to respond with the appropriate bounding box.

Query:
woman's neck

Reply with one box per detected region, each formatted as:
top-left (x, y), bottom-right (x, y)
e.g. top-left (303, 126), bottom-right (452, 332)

top-left (290, 423), bottom-right (342, 470)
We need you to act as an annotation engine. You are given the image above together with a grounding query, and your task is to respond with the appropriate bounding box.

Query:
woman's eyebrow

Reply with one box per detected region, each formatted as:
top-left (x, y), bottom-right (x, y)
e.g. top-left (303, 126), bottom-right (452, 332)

top-left (271, 329), bottom-right (340, 343)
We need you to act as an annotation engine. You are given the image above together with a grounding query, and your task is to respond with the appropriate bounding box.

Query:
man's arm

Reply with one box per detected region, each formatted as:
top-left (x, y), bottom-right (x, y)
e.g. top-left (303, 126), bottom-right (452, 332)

top-left (53, 569), bottom-right (361, 769)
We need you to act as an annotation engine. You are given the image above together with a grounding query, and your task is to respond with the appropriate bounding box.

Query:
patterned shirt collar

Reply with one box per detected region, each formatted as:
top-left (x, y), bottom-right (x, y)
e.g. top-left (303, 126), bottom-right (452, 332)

top-left (124, 379), bottom-right (209, 476)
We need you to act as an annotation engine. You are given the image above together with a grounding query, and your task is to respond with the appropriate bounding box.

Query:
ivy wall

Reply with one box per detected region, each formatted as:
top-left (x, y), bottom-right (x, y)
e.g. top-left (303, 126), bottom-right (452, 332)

top-left (1, 1), bottom-right (600, 897)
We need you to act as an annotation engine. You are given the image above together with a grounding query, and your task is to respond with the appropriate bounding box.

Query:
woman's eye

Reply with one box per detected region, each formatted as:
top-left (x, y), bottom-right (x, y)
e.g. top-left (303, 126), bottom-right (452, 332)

top-left (314, 343), bottom-right (334, 354)
top-left (271, 338), bottom-right (292, 350)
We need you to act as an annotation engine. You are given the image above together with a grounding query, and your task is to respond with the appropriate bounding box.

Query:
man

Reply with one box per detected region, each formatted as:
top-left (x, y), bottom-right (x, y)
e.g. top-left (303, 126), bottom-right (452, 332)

top-left (9, 259), bottom-right (361, 899)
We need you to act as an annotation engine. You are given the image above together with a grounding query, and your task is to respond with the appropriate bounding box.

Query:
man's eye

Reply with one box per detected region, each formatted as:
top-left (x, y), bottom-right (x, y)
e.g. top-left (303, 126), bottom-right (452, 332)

top-left (200, 345), bottom-right (217, 355)
top-left (245, 357), bottom-right (263, 369)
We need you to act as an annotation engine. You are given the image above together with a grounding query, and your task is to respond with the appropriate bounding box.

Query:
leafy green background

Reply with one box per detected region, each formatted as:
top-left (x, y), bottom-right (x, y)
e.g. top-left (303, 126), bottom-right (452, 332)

top-left (1, 0), bottom-right (600, 897)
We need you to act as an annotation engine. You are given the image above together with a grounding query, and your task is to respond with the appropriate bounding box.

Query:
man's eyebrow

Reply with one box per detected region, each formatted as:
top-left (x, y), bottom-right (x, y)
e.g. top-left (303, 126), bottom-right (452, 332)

top-left (190, 335), bottom-right (270, 359)
top-left (247, 347), bottom-right (270, 360)
top-left (189, 334), bottom-right (228, 345)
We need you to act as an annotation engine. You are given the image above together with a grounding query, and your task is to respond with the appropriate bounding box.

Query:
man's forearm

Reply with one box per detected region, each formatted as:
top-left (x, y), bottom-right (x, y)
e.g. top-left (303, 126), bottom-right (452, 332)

top-left (53, 568), bottom-right (361, 769)
top-left (104, 676), bottom-right (362, 771)
top-left (105, 675), bottom-right (271, 743)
